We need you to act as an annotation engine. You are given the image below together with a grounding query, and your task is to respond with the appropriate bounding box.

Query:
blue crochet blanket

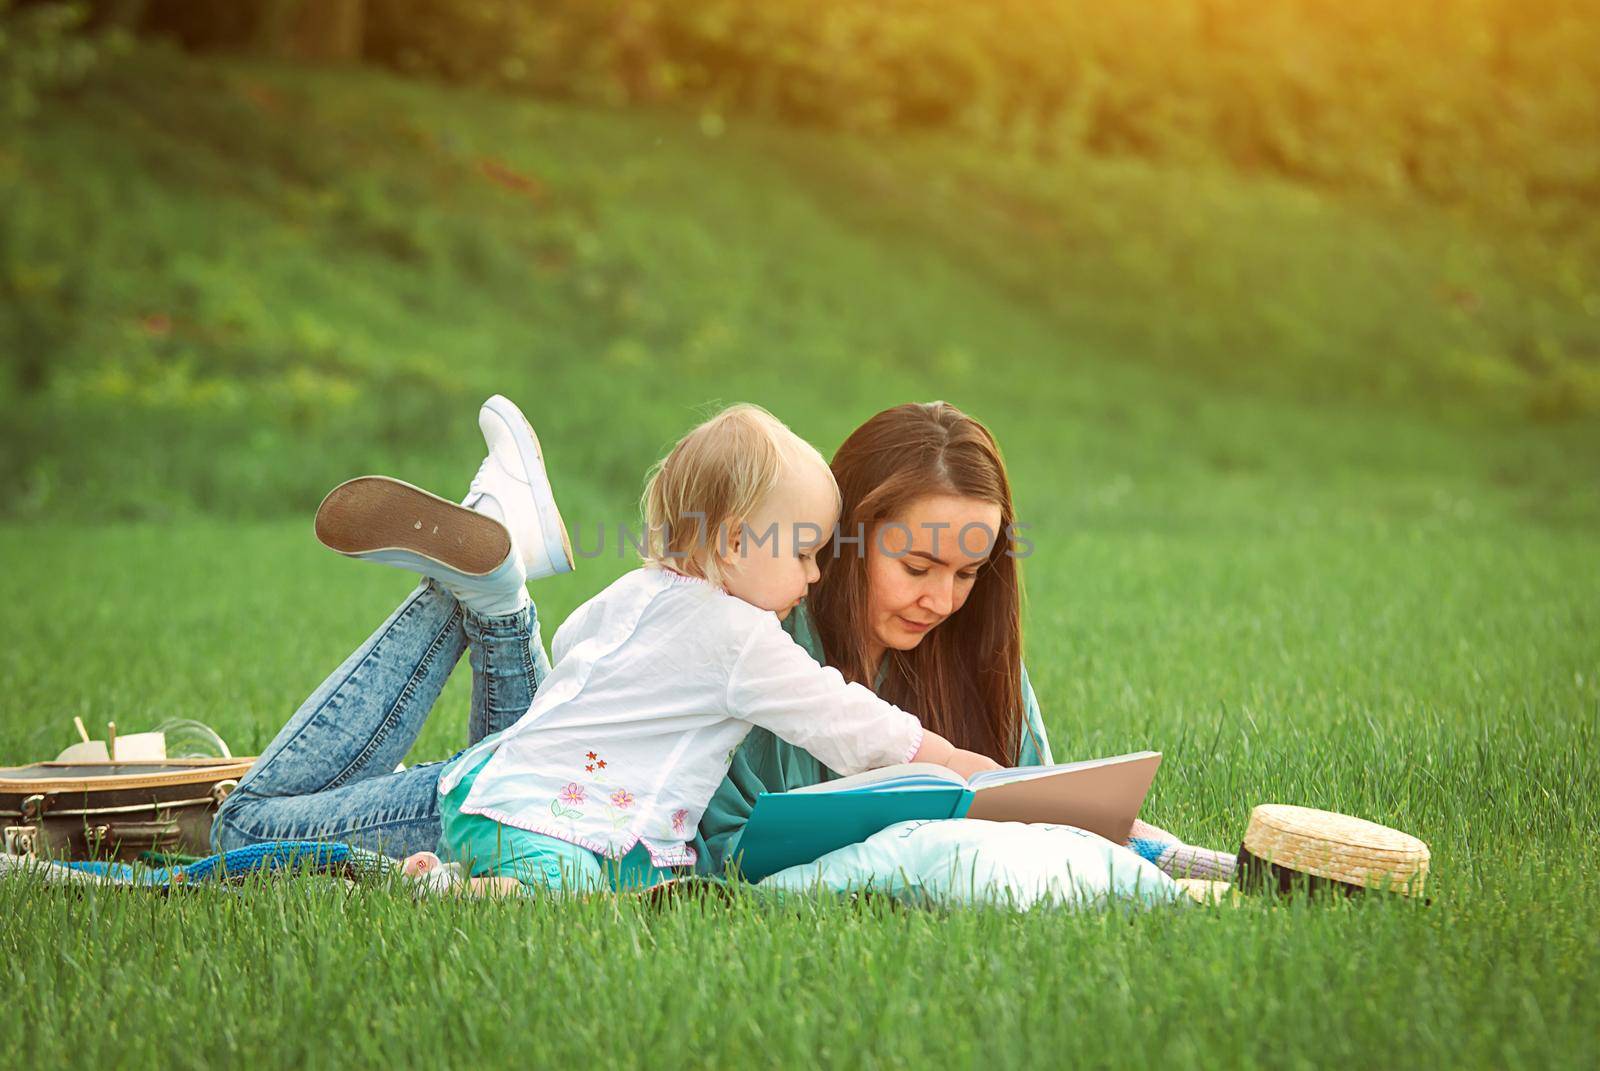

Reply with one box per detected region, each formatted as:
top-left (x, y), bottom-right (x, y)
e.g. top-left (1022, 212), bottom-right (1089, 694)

top-left (0, 841), bottom-right (399, 889)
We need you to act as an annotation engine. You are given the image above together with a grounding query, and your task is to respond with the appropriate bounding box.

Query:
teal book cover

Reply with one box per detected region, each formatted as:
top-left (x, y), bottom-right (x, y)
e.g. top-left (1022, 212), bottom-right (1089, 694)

top-left (734, 774), bottom-right (975, 882)
top-left (732, 754), bottom-right (1163, 881)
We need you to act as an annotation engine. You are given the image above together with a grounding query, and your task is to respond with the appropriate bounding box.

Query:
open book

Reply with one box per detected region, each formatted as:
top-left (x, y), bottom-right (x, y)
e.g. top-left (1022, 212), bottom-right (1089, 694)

top-left (733, 750), bottom-right (1161, 882)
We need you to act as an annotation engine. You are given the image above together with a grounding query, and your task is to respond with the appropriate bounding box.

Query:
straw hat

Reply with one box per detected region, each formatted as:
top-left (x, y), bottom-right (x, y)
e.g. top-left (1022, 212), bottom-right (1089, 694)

top-left (1236, 805), bottom-right (1430, 897)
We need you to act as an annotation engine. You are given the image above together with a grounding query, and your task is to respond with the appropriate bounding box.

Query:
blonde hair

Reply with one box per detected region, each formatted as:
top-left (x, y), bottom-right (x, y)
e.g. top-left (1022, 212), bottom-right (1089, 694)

top-left (641, 404), bottom-right (836, 586)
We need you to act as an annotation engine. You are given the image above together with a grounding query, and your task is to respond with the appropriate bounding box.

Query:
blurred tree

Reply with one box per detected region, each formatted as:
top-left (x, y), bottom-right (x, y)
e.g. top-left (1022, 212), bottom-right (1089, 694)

top-left (249, 0), bottom-right (296, 56)
top-left (129, 1), bottom-right (363, 62)
top-left (56, 0), bottom-right (1600, 216)
top-left (89, 0), bottom-right (143, 31)
top-left (1, 0), bottom-right (101, 119)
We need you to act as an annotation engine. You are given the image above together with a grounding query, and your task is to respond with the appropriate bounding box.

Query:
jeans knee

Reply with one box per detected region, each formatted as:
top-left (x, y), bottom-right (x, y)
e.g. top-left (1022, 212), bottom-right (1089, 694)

top-left (209, 791), bottom-right (258, 854)
top-left (207, 813), bottom-right (233, 855)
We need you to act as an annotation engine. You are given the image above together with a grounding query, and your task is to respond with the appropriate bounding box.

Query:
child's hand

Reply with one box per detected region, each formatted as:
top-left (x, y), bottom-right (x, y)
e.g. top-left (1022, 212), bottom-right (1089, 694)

top-left (945, 748), bottom-right (1002, 779)
top-left (911, 731), bottom-right (1002, 778)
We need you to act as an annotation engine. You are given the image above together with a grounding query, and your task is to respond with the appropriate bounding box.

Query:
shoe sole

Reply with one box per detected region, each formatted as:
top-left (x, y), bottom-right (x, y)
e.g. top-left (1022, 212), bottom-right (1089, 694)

top-left (316, 476), bottom-right (511, 576)
top-left (481, 394), bottom-right (575, 575)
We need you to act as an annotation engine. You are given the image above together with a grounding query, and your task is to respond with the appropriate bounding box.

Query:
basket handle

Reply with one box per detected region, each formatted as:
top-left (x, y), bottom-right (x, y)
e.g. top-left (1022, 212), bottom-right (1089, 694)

top-left (88, 819), bottom-right (183, 852)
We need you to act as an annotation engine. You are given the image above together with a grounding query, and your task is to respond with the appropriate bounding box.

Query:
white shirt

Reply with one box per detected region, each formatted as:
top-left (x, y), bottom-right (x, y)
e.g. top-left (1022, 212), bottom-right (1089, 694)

top-left (437, 566), bottom-right (925, 867)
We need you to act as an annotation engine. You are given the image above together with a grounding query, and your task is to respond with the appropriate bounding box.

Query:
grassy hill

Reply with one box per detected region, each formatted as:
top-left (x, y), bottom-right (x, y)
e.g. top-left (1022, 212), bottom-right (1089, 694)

top-left (2, 45), bottom-right (1597, 526)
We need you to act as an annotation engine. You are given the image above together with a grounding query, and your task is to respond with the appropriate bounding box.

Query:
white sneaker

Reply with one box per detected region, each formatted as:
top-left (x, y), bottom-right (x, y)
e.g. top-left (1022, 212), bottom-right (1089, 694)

top-left (315, 476), bottom-right (529, 618)
top-left (462, 395), bottom-right (574, 582)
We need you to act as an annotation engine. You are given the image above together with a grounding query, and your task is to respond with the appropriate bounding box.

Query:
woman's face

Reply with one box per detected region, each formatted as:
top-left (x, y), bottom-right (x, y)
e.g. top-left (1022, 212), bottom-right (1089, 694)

top-left (864, 494), bottom-right (1003, 657)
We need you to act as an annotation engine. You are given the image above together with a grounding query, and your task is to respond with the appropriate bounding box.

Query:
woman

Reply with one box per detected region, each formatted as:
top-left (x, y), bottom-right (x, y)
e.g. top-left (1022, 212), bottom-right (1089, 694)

top-left (214, 397), bottom-right (1228, 883)
top-left (695, 402), bottom-right (1231, 882)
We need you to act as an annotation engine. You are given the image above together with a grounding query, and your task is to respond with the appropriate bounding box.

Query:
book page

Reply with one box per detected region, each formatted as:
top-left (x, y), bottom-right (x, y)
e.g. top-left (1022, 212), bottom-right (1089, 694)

top-left (968, 750), bottom-right (1161, 789)
top-left (789, 762), bottom-right (966, 795)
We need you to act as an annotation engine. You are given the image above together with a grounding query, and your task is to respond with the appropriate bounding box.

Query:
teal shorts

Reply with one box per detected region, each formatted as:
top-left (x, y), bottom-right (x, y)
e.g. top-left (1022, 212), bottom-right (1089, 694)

top-left (437, 755), bottom-right (679, 893)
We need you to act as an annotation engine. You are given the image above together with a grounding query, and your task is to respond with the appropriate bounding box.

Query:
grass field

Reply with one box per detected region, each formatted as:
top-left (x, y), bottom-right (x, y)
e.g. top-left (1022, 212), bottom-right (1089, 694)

top-left (2, 514), bottom-right (1596, 1067)
top-left (2, 48), bottom-right (1599, 1068)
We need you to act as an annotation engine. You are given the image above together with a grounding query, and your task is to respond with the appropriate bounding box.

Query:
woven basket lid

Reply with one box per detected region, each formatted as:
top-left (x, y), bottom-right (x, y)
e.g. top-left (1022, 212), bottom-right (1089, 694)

top-left (1242, 804), bottom-right (1430, 896)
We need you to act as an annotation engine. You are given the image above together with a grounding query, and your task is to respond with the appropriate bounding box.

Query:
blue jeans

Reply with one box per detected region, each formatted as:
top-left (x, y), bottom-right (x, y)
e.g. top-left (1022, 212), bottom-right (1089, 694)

top-left (210, 581), bottom-right (549, 857)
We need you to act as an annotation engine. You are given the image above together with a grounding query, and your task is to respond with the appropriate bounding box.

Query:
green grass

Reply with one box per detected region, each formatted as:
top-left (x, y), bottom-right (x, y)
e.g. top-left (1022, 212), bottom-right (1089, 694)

top-left (3, 47), bottom-right (1600, 1069)
top-left (1, 514), bottom-right (1596, 1067)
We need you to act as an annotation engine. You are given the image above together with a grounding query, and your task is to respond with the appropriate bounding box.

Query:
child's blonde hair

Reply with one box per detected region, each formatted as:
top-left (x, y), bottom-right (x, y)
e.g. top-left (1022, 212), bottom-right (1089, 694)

top-left (641, 404), bottom-right (837, 586)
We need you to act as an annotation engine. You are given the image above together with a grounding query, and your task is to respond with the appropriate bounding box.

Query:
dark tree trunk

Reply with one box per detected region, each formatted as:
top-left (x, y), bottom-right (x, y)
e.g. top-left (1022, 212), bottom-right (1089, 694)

top-left (251, 0), bottom-right (364, 63)
top-left (291, 0), bottom-right (364, 63)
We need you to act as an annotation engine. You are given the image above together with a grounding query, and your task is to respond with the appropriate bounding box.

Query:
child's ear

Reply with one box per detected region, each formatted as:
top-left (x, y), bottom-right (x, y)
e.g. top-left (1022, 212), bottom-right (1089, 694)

top-left (717, 518), bottom-right (744, 571)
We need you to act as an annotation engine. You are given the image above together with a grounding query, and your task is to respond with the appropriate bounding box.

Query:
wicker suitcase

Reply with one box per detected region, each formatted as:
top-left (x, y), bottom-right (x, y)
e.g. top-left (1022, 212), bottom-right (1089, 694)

top-left (1, 758), bottom-right (254, 861)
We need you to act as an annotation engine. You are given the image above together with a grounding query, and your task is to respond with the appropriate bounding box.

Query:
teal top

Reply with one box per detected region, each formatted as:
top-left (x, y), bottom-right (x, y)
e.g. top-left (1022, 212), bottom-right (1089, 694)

top-left (691, 601), bottom-right (1055, 876)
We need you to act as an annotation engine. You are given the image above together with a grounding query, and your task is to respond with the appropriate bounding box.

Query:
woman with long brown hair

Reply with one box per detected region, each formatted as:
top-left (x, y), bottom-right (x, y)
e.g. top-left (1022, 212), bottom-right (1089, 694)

top-left (694, 400), bottom-right (1232, 882)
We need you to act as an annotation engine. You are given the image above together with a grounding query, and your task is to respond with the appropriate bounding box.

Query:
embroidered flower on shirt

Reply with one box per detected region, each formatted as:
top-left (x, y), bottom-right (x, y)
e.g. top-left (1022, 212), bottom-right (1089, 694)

top-left (610, 789), bottom-right (634, 809)
top-left (671, 809), bottom-right (689, 834)
top-left (586, 751), bottom-right (598, 761)
top-left (585, 764), bottom-right (595, 772)
top-left (550, 781), bottom-right (587, 820)
top-left (596, 759), bottom-right (607, 769)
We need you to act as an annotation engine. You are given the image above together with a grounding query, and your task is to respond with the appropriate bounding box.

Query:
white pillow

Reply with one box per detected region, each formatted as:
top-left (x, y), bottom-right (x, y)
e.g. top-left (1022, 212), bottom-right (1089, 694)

top-left (757, 818), bottom-right (1183, 910)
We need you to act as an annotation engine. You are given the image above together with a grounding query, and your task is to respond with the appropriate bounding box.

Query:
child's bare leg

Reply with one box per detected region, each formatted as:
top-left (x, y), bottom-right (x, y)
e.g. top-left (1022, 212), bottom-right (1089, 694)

top-left (463, 875), bottom-right (525, 897)
top-left (402, 853), bottom-right (522, 896)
